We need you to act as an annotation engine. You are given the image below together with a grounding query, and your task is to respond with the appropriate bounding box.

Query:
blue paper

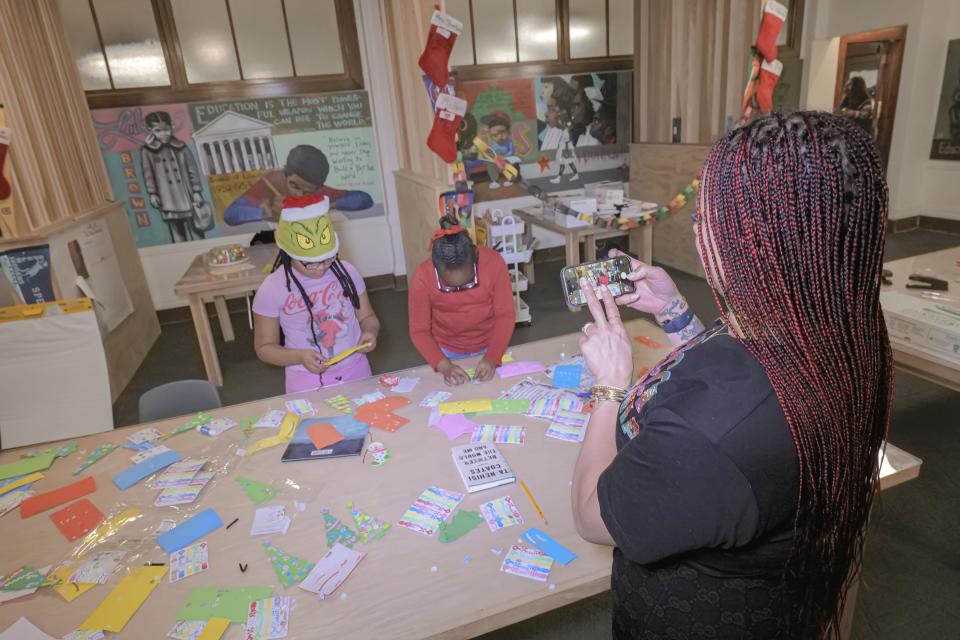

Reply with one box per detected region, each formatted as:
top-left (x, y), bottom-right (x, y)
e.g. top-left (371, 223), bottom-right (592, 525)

top-left (521, 527), bottom-right (577, 565)
top-left (552, 364), bottom-right (583, 389)
top-left (112, 450), bottom-right (182, 490)
top-left (157, 508), bottom-right (222, 554)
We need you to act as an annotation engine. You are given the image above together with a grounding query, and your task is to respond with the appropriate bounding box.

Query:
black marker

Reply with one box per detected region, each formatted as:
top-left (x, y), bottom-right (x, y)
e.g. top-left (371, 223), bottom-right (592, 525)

top-left (226, 517), bottom-right (239, 530)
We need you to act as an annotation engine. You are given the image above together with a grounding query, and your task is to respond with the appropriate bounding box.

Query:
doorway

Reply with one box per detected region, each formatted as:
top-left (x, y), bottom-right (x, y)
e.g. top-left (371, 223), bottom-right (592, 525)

top-left (834, 26), bottom-right (907, 169)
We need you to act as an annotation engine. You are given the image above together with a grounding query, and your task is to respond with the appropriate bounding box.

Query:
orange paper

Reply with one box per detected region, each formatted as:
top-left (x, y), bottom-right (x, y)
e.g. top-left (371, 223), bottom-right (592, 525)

top-left (20, 476), bottom-right (96, 518)
top-left (50, 498), bottom-right (104, 541)
top-left (306, 422), bottom-right (344, 450)
top-left (355, 397), bottom-right (411, 432)
top-left (634, 335), bottom-right (663, 349)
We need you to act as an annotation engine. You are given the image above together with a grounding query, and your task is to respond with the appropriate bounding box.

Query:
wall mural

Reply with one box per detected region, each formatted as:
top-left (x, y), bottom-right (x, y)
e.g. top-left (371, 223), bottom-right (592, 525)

top-left (91, 90), bottom-right (384, 247)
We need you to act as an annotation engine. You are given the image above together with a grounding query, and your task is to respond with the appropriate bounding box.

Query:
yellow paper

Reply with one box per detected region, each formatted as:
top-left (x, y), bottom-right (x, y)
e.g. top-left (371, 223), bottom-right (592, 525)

top-left (325, 342), bottom-right (371, 367)
top-left (80, 565), bottom-right (167, 632)
top-left (50, 563), bottom-right (96, 602)
top-left (197, 617), bottom-right (231, 640)
top-left (502, 354), bottom-right (514, 363)
top-left (76, 507), bottom-right (142, 556)
top-left (438, 399), bottom-right (494, 415)
top-left (244, 413), bottom-right (298, 455)
top-left (0, 471), bottom-right (43, 496)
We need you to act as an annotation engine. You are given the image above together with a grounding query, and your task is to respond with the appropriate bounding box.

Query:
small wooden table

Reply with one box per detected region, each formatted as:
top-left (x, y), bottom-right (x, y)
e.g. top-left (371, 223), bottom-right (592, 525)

top-left (173, 244), bottom-right (278, 386)
top-left (0, 321), bottom-right (920, 639)
top-left (511, 206), bottom-right (653, 284)
top-left (882, 246), bottom-right (960, 392)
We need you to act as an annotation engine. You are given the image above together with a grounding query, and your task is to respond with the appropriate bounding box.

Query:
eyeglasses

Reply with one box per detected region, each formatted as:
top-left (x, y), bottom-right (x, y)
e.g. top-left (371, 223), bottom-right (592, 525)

top-left (300, 257), bottom-right (335, 268)
top-left (435, 267), bottom-right (478, 293)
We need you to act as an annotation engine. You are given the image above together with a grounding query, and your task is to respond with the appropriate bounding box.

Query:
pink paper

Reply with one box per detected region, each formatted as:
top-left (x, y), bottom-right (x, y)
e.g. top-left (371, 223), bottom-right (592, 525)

top-left (496, 361), bottom-right (546, 379)
top-left (431, 414), bottom-right (478, 441)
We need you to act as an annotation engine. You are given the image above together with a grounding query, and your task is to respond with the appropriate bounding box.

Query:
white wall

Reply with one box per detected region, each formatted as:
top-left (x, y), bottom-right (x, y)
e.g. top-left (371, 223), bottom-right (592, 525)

top-left (803, 0), bottom-right (960, 221)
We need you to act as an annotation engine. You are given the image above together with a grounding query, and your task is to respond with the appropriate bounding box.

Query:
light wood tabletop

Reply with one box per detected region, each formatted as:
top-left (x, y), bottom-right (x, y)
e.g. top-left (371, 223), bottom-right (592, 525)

top-left (0, 320), bottom-right (921, 639)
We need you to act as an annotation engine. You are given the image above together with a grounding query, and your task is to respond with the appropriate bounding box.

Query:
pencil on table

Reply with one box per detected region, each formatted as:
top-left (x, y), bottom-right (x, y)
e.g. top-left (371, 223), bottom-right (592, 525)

top-left (520, 479), bottom-right (548, 525)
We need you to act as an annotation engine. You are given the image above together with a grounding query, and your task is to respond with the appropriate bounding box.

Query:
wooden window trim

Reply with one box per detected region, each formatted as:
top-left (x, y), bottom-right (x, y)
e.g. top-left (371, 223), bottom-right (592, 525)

top-left (84, 0), bottom-right (364, 110)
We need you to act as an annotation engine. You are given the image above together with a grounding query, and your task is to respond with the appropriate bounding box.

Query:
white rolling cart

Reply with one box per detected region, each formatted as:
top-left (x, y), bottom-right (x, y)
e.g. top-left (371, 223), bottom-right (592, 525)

top-left (488, 210), bottom-right (532, 325)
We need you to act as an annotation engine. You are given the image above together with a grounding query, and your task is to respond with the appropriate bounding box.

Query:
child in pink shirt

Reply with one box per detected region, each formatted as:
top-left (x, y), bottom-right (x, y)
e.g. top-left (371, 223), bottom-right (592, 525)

top-left (252, 195), bottom-right (380, 393)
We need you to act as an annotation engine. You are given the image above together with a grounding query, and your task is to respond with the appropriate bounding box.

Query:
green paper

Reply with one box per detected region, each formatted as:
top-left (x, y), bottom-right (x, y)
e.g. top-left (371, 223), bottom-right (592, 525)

top-left (0, 566), bottom-right (53, 591)
top-left (347, 502), bottom-right (390, 543)
top-left (0, 450), bottom-right (57, 481)
top-left (263, 541), bottom-right (314, 587)
top-left (167, 412), bottom-right (212, 438)
top-left (465, 399), bottom-right (531, 419)
top-left (322, 509), bottom-right (358, 548)
top-left (438, 510), bottom-right (484, 543)
top-left (236, 476), bottom-right (278, 505)
top-left (176, 586), bottom-right (274, 622)
top-left (73, 443), bottom-right (118, 475)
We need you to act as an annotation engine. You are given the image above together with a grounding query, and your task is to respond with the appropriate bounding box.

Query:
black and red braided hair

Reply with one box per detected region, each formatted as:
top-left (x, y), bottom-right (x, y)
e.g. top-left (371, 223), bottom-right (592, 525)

top-left (695, 112), bottom-right (892, 638)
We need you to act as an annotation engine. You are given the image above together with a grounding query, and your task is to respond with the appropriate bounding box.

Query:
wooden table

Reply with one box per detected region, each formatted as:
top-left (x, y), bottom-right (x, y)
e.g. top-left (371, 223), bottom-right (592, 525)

top-left (173, 244), bottom-right (278, 386)
top-left (0, 321), bottom-right (920, 639)
top-left (511, 207), bottom-right (653, 285)
top-left (882, 246), bottom-right (960, 392)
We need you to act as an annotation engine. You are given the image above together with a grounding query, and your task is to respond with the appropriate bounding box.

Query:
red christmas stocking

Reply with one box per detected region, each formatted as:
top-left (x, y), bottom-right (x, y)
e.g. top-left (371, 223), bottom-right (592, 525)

top-left (0, 128), bottom-right (10, 201)
top-left (418, 10), bottom-right (463, 86)
top-left (427, 94), bottom-right (467, 163)
top-left (755, 1), bottom-right (787, 62)
top-left (756, 58), bottom-right (783, 113)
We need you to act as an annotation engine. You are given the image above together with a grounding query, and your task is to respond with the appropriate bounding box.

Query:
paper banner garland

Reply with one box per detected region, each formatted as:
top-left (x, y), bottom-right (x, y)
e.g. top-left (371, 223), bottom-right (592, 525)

top-left (347, 502), bottom-right (390, 543)
top-left (321, 508), bottom-right (358, 548)
top-left (236, 477), bottom-right (278, 505)
top-left (262, 540), bottom-right (315, 588)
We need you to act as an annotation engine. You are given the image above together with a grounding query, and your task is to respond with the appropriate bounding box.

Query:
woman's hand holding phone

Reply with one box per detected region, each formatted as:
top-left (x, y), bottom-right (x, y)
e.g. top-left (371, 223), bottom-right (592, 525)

top-left (607, 249), bottom-right (683, 317)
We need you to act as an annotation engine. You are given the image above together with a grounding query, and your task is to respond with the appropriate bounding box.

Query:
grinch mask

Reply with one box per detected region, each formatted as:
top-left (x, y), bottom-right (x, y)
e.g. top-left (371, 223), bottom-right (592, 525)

top-left (276, 194), bottom-right (339, 262)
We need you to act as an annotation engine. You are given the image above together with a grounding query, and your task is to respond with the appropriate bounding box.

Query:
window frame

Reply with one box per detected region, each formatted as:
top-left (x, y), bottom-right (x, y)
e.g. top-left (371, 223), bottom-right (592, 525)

top-left (452, 0), bottom-right (633, 81)
top-left (82, 0), bottom-right (363, 109)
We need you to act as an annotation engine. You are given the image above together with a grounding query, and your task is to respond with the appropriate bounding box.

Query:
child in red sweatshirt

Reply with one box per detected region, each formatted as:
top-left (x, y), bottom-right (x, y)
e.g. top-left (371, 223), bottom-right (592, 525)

top-left (408, 216), bottom-right (515, 385)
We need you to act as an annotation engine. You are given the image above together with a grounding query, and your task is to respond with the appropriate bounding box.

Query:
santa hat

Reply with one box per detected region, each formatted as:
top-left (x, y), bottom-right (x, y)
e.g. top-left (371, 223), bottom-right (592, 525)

top-left (276, 194), bottom-right (340, 262)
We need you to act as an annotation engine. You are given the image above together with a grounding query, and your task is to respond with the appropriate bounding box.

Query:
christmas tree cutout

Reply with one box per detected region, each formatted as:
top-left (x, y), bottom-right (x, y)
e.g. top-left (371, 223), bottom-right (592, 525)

top-left (236, 476), bottom-right (277, 505)
top-left (262, 540), bottom-right (314, 588)
top-left (321, 508), bottom-right (358, 548)
top-left (438, 510), bottom-right (484, 543)
top-left (346, 502), bottom-right (390, 544)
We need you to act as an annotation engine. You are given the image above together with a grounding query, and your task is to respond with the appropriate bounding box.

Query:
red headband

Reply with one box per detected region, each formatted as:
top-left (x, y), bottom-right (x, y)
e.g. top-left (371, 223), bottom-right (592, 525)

top-left (428, 225), bottom-right (466, 248)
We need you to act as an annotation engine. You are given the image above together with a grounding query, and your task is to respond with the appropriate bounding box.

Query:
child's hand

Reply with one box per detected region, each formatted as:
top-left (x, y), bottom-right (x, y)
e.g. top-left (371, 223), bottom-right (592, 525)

top-left (299, 349), bottom-right (328, 374)
top-left (358, 332), bottom-right (378, 353)
top-left (437, 359), bottom-right (470, 386)
top-left (149, 194), bottom-right (161, 209)
top-left (474, 358), bottom-right (497, 382)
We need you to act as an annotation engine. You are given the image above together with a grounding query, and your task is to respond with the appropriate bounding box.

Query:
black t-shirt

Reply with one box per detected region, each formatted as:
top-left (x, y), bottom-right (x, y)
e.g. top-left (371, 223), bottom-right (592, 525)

top-left (597, 322), bottom-right (799, 638)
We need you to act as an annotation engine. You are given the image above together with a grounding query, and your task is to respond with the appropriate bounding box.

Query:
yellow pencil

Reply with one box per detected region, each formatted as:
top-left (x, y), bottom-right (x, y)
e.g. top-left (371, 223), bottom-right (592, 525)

top-left (520, 479), bottom-right (548, 525)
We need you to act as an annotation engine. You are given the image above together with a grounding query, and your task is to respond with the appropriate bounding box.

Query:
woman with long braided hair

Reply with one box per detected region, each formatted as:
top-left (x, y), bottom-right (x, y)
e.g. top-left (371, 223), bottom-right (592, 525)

top-left (408, 215), bottom-right (515, 385)
top-left (253, 194), bottom-right (380, 392)
top-left (572, 112), bottom-right (891, 638)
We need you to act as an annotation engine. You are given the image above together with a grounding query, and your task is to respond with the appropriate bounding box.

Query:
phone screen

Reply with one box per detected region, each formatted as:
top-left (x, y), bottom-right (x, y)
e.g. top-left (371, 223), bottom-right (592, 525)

top-left (561, 256), bottom-right (635, 307)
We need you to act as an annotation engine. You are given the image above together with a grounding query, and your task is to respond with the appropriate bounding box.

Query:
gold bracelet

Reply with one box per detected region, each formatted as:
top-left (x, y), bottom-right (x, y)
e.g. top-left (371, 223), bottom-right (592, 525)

top-left (590, 384), bottom-right (627, 404)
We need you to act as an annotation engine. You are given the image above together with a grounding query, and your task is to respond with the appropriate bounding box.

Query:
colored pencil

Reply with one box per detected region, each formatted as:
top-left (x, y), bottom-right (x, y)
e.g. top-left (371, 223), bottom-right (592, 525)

top-left (520, 480), bottom-right (548, 525)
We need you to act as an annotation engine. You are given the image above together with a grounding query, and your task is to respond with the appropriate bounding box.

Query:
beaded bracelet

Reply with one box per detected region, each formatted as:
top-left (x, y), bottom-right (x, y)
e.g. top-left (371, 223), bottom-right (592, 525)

top-left (590, 384), bottom-right (627, 404)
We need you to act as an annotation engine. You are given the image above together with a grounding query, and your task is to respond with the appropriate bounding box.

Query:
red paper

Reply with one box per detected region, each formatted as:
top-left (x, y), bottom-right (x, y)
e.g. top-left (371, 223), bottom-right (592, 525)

top-left (355, 397), bottom-right (411, 432)
top-left (50, 498), bottom-right (104, 540)
top-left (20, 476), bottom-right (96, 518)
top-left (634, 336), bottom-right (663, 349)
top-left (306, 422), bottom-right (344, 450)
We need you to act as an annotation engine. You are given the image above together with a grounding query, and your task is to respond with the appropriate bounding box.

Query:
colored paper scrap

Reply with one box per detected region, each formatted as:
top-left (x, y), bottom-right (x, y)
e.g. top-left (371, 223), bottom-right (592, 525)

top-left (0, 489), bottom-right (31, 517)
top-left (501, 543), bottom-right (553, 582)
top-left (325, 341), bottom-right (371, 366)
top-left (154, 459), bottom-right (207, 488)
top-left (496, 360), bottom-right (546, 379)
top-left (157, 508), bottom-right (223, 554)
top-left (68, 550), bottom-right (126, 584)
top-left (420, 391), bottom-right (452, 407)
top-left (351, 390), bottom-right (385, 406)
top-left (245, 596), bottom-right (291, 640)
top-left (250, 506), bottom-right (291, 536)
top-left (367, 441), bottom-right (390, 467)
top-left (196, 618), bottom-right (230, 640)
top-left (50, 562), bottom-right (97, 602)
top-left (354, 396), bottom-right (411, 432)
top-left (62, 629), bottom-right (105, 640)
top-left (520, 528), bottom-right (577, 565)
top-left (432, 414), bottom-right (478, 441)
top-left (438, 510), bottom-right (484, 543)
top-left (112, 450), bottom-right (182, 490)
top-left (262, 541), bottom-right (314, 588)
top-left (236, 477), bottom-right (278, 505)
top-left (50, 498), bottom-right (104, 541)
top-left (0, 566), bottom-right (54, 591)
top-left (130, 444), bottom-right (173, 463)
top-left (0, 618), bottom-right (58, 640)
top-left (255, 410), bottom-right (286, 428)
top-left (324, 395), bottom-right (354, 414)
top-left (480, 496), bottom-right (524, 531)
top-left (0, 472), bottom-right (43, 497)
top-left (20, 476), bottom-right (96, 518)
top-left (634, 335), bottom-right (663, 348)
top-left (0, 450), bottom-right (57, 481)
top-left (472, 425), bottom-right (526, 445)
top-left (167, 413), bottom-right (212, 439)
top-left (321, 508), bottom-right (358, 548)
top-left (0, 565), bottom-right (52, 604)
top-left (305, 422), bottom-right (344, 450)
top-left (545, 421), bottom-right (586, 442)
top-left (170, 542), bottom-right (210, 583)
top-left (298, 543), bottom-right (365, 600)
top-left (438, 399), bottom-right (493, 415)
top-left (128, 428), bottom-right (163, 445)
top-left (284, 399), bottom-right (314, 416)
top-left (397, 486), bottom-right (464, 537)
top-left (79, 565), bottom-right (168, 632)
top-left (155, 471), bottom-right (214, 507)
top-left (240, 414), bottom-right (298, 456)
top-left (79, 507), bottom-right (141, 550)
top-left (480, 399), bottom-right (533, 415)
top-left (551, 364), bottom-right (583, 388)
top-left (74, 443), bottom-right (118, 475)
top-left (177, 587), bottom-right (275, 623)
top-left (347, 502), bottom-right (390, 543)
top-left (168, 620), bottom-right (208, 640)
top-left (198, 418), bottom-right (237, 437)
top-left (392, 377), bottom-right (420, 393)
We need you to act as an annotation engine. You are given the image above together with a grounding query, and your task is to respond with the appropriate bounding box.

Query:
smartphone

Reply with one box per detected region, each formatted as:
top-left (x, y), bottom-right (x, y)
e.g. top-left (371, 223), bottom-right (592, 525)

top-left (561, 256), bottom-right (635, 309)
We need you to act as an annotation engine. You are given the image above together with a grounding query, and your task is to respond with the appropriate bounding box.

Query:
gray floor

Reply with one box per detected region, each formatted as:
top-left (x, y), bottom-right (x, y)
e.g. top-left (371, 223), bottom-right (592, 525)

top-left (115, 229), bottom-right (960, 639)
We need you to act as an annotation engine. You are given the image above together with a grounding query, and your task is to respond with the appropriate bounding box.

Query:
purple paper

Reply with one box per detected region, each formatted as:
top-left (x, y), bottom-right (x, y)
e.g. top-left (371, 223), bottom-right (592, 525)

top-left (432, 414), bottom-right (478, 441)
top-left (497, 361), bottom-right (546, 379)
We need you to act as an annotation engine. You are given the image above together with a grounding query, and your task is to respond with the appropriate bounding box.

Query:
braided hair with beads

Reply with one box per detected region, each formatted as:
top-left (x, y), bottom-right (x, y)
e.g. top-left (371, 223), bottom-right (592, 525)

top-left (431, 215), bottom-right (476, 272)
top-left (695, 112), bottom-right (892, 638)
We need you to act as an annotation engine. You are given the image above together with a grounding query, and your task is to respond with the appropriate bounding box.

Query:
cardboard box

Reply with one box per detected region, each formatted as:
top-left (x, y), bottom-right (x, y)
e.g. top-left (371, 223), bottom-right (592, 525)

top-left (881, 291), bottom-right (960, 365)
